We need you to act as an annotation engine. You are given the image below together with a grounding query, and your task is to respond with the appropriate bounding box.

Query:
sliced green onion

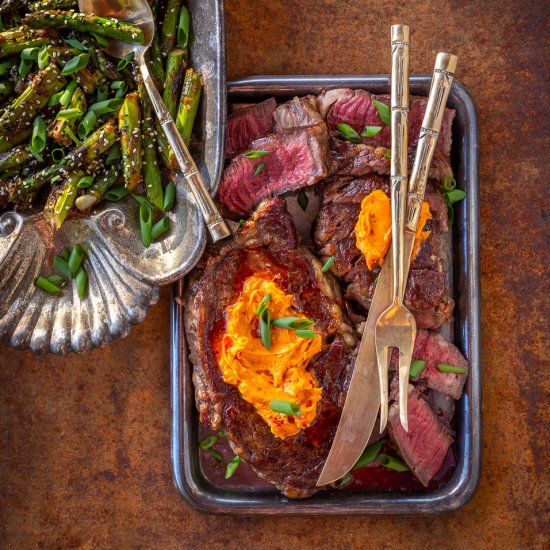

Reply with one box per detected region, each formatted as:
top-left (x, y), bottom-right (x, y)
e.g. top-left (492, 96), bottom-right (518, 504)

top-left (260, 308), bottom-right (271, 351)
top-left (105, 186), bottom-right (128, 201)
top-left (139, 203), bottom-right (153, 248)
top-left (20, 47), bottom-right (39, 60)
top-left (218, 431), bottom-right (226, 439)
top-left (272, 317), bottom-right (315, 330)
top-left (64, 37), bottom-right (88, 51)
top-left (105, 142), bottom-right (121, 165)
top-left (78, 110), bottom-right (97, 139)
top-left (59, 79), bottom-right (77, 106)
top-left (373, 99), bottom-right (391, 125)
top-left (321, 256), bottom-right (335, 273)
top-left (75, 266), bottom-right (87, 297)
top-left (47, 274), bottom-right (64, 287)
top-left (31, 116), bottom-right (46, 152)
top-left (28, 145), bottom-right (44, 163)
top-left (0, 81), bottom-right (12, 96)
top-left (57, 108), bottom-right (83, 120)
top-left (48, 91), bottom-right (63, 107)
top-left (361, 125), bottom-right (382, 138)
top-left (51, 148), bottom-right (65, 163)
top-left (199, 435), bottom-right (217, 449)
top-left (238, 219), bottom-right (245, 226)
top-left (0, 60), bottom-right (14, 77)
top-left (62, 248), bottom-right (71, 261)
top-left (337, 122), bottom-right (361, 143)
top-left (77, 176), bottom-right (94, 189)
top-left (295, 329), bottom-right (317, 339)
top-left (225, 456), bottom-right (242, 479)
top-left (353, 440), bottom-right (384, 470)
top-left (177, 5), bottom-right (191, 48)
top-left (330, 473), bottom-right (353, 488)
top-left (91, 32), bottom-right (109, 47)
top-left (443, 188), bottom-right (467, 206)
top-left (151, 217), bottom-right (170, 240)
top-left (409, 359), bottom-right (427, 378)
top-left (436, 363), bottom-right (466, 374)
top-left (384, 149), bottom-right (391, 158)
top-left (377, 453), bottom-right (409, 472)
top-left (61, 53), bottom-right (90, 76)
top-left (68, 244), bottom-right (85, 277)
top-left (96, 83), bottom-right (108, 103)
top-left (51, 175), bottom-right (62, 184)
top-left (297, 189), bottom-right (308, 211)
top-left (18, 58), bottom-right (33, 79)
top-left (256, 293), bottom-right (271, 316)
top-left (131, 193), bottom-right (155, 209)
top-left (163, 181), bottom-right (175, 212)
top-left (443, 175), bottom-right (457, 191)
top-left (53, 255), bottom-right (72, 279)
top-left (89, 97), bottom-right (124, 115)
top-left (253, 162), bottom-right (265, 177)
top-left (64, 126), bottom-right (81, 146)
top-left (35, 276), bottom-right (62, 295)
top-left (116, 51), bottom-right (134, 70)
top-left (37, 46), bottom-right (49, 69)
top-left (111, 80), bottom-right (127, 90)
top-left (268, 400), bottom-right (302, 416)
top-left (207, 448), bottom-right (222, 461)
top-left (243, 149), bottom-right (269, 158)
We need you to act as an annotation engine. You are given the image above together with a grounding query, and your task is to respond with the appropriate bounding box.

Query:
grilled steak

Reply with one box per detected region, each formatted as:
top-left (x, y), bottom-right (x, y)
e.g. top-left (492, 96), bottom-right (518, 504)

top-left (225, 97), bottom-right (277, 158)
top-left (273, 95), bottom-right (323, 132)
top-left (218, 123), bottom-right (333, 215)
top-left (313, 176), bottom-right (454, 329)
top-left (185, 197), bottom-right (357, 498)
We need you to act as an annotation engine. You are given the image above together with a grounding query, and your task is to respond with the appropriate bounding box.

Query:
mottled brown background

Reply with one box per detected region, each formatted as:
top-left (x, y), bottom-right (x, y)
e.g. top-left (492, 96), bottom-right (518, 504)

top-left (1, 0), bottom-right (548, 548)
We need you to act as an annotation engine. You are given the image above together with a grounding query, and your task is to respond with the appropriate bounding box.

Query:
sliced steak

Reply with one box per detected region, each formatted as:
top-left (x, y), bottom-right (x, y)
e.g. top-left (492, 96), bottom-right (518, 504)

top-left (185, 197), bottom-right (357, 498)
top-left (218, 123), bottom-right (333, 215)
top-left (225, 97), bottom-right (277, 158)
top-left (388, 385), bottom-right (454, 487)
top-left (318, 88), bottom-right (455, 157)
top-left (273, 95), bottom-right (323, 131)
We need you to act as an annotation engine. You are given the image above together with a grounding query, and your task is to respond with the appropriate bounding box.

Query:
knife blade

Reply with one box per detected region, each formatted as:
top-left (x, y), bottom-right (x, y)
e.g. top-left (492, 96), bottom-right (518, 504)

top-left (316, 52), bottom-right (458, 487)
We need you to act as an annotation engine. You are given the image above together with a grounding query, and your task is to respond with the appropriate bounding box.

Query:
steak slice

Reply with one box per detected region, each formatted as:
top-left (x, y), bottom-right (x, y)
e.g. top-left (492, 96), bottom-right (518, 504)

top-left (225, 97), bottom-right (277, 158)
top-left (184, 197), bottom-right (357, 498)
top-left (218, 122), bottom-right (333, 215)
top-left (388, 385), bottom-right (454, 486)
top-left (273, 95), bottom-right (323, 132)
top-left (318, 88), bottom-right (455, 157)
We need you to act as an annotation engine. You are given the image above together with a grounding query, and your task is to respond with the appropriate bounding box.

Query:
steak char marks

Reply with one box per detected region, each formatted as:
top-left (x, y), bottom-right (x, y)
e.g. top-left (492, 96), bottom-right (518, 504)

top-left (185, 198), bottom-right (357, 498)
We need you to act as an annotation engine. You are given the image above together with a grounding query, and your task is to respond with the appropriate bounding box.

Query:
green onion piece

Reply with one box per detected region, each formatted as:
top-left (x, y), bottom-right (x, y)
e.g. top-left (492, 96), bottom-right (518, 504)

top-left (377, 453), bottom-right (409, 472)
top-left (443, 175), bottom-right (457, 191)
top-left (330, 473), bottom-right (353, 489)
top-left (18, 58), bottom-right (33, 79)
top-left (297, 189), bottom-right (308, 211)
top-left (59, 79), bottom-right (77, 106)
top-left (111, 80), bottom-right (127, 90)
top-left (361, 125), bottom-right (382, 138)
top-left (37, 46), bottom-right (49, 70)
top-left (48, 91), bottom-right (63, 107)
top-left (337, 122), bottom-right (361, 143)
top-left (0, 81), bottom-right (12, 96)
top-left (31, 116), bottom-right (47, 152)
top-left (47, 275), bottom-right (64, 287)
top-left (259, 308), bottom-right (271, 351)
top-left (384, 150), bottom-right (391, 158)
top-left (61, 53), bottom-right (90, 76)
top-left (51, 148), bottom-right (65, 163)
top-left (28, 145), bottom-right (44, 163)
top-left (218, 431), bottom-right (226, 439)
top-left (91, 32), bottom-right (109, 47)
top-left (409, 359), bottom-right (427, 378)
top-left (243, 150), bottom-right (269, 158)
top-left (131, 193), bottom-right (155, 209)
top-left (163, 181), bottom-right (175, 212)
top-left (62, 248), bottom-right (71, 261)
top-left (268, 400), bottom-right (302, 416)
top-left (105, 186), bottom-right (128, 202)
top-left (256, 293), bottom-right (271, 316)
top-left (321, 256), bottom-right (335, 273)
top-left (272, 317), bottom-right (315, 330)
top-left (436, 363), bottom-right (466, 374)
top-left (77, 176), bottom-right (94, 189)
top-left (35, 276), bottom-right (62, 295)
top-left (53, 255), bottom-right (72, 279)
top-left (443, 188), bottom-right (467, 206)
top-left (116, 51), bottom-right (134, 70)
top-left (89, 98), bottom-right (124, 115)
top-left (225, 456), bottom-right (242, 479)
top-left (207, 448), bottom-right (222, 461)
top-left (75, 266), bottom-right (87, 297)
top-left (68, 244), bottom-right (84, 277)
top-left (114, 88), bottom-right (125, 98)
top-left (64, 126), bottom-right (81, 146)
top-left (238, 219), bottom-right (245, 226)
top-left (105, 142), bottom-right (121, 165)
top-left (96, 83), bottom-right (108, 103)
top-left (0, 60), bottom-right (14, 77)
top-left (177, 5), bottom-right (191, 48)
top-left (78, 110), bottom-right (97, 139)
top-left (64, 37), bottom-right (88, 51)
top-left (372, 99), bottom-right (391, 125)
top-left (353, 440), bottom-right (384, 470)
top-left (139, 203), bottom-right (153, 248)
top-left (57, 108), bottom-right (83, 120)
top-left (199, 435), bottom-right (217, 449)
top-left (151, 217), bottom-right (170, 240)
top-left (21, 47), bottom-right (39, 60)
top-left (295, 329), bottom-right (317, 339)
top-left (253, 162), bottom-right (265, 177)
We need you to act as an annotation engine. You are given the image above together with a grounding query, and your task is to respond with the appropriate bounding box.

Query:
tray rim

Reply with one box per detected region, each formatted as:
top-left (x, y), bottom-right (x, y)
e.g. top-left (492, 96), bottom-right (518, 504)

top-left (170, 74), bottom-right (481, 515)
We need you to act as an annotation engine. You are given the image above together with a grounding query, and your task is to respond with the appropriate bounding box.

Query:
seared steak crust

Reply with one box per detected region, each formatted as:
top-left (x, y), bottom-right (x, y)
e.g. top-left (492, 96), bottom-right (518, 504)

top-left (184, 198), bottom-right (356, 498)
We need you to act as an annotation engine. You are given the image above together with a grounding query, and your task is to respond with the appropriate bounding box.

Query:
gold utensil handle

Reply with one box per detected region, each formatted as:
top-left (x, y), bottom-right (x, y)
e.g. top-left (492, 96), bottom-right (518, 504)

top-left (406, 52), bottom-right (458, 233)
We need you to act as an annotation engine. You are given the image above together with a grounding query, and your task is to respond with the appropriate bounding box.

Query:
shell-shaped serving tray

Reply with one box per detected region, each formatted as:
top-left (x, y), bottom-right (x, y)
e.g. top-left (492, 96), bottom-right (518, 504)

top-left (0, 0), bottom-right (226, 354)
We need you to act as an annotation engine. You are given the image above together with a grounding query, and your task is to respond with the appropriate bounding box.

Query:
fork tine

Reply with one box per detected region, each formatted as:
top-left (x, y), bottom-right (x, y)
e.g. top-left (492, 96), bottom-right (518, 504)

top-left (398, 324), bottom-right (416, 432)
top-left (375, 341), bottom-right (389, 432)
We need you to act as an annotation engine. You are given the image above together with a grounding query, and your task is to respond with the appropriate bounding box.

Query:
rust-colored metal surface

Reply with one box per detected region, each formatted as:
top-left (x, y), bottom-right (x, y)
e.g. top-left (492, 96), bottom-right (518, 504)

top-left (0, 0), bottom-right (548, 547)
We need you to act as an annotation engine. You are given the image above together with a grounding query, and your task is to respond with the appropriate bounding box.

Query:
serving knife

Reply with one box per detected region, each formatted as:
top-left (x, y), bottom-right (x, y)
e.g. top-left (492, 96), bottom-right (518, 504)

top-left (317, 51), bottom-right (458, 487)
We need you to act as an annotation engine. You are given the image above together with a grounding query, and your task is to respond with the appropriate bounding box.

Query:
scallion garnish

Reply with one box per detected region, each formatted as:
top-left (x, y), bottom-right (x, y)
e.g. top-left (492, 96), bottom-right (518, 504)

top-left (253, 162), bottom-right (265, 177)
top-left (244, 150), bottom-right (269, 159)
top-left (0, 59), bottom-right (14, 77)
top-left (372, 99), bottom-right (391, 125)
top-left (132, 193), bottom-right (156, 209)
top-left (64, 37), bottom-right (88, 51)
top-left (53, 255), bottom-right (72, 279)
top-left (208, 448), bottom-right (222, 461)
top-left (57, 108), bottom-right (83, 120)
top-left (106, 142), bottom-right (121, 165)
top-left (48, 91), bottom-right (63, 107)
top-left (75, 266), bottom-right (87, 297)
top-left (442, 187), bottom-right (466, 225)
top-left (105, 186), bottom-right (128, 202)
top-left (225, 456), bottom-right (242, 479)
top-left (47, 275), bottom-right (65, 287)
top-left (68, 244), bottom-right (85, 277)
top-left (163, 181), bottom-right (175, 211)
top-left (218, 431), bottom-right (226, 439)
top-left (295, 329), bottom-right (317, 339)
top-left (37, 46), bottom-right (49, 69)
top-left (59, 80), bottom-right (77, 106)
top-left (443, 175), bottom-right (457, 191)
top-left (64, 126), bottom-right (81, 146)
top-left (18, 58), bottom-right (33, 79)
top-left (35, 276), bottom-right (62, 295)
top-left (51, 148), bottom-right (65, 163)
top-left (361, 125), bottom-right (382, 138)
top-left (199, 435), bottom-right (217, 449)
top-left (337, 122), bottom-right (361, 144)
top-left (268, 400), bottom-right (302, 416)
top-left (116, 51), bottom-right (134, 70)
top-left (272, 317), bottom-right (315, 330)
top-left (91, 32), bottom-right (109, 47)
top-left (77, 176), bottom-right (94, 189)
top-left (139, 203), bottom-right (153, 248)
top-left (31, 116), bottom-right (46, 152)
top-left (297, 188), bottom-right (308, 211)
top-left (436, 363), bottom-right (466, 374)
top-left (177, 5), bottom-right (191, 48)
top-left (256, 293), bottom-right (271, 316)
top-left (89, 97), bottom-right (124, 115)
top-left (259, 307), bottom-right (271, 351)
top-left (330, 472), bottom-right (353, 488)
top-left (377, 453), bottom-right (409, 472)
top-left (77, 110), bottom-right (97, 139)
top-left (238, 219), bottom-right (245, 226)
top-left (409, 359), bottom-right (427, 378)
top-left (321, 256), bottom-right (335, 273)
top-left (384, 149), bottom-right (391, 158)
top-left (28, 145), bottom-right (44, 162)
top-left (151, 217), bottom-right (170, 240)
top-left (20, 47), bottom-right (39, 60)
top-left (61, 53), bottom-right (90, 76)
top-left (353, 440), bottom-right (384, 470)
top-left (96, 83), bottom-right (108, 103)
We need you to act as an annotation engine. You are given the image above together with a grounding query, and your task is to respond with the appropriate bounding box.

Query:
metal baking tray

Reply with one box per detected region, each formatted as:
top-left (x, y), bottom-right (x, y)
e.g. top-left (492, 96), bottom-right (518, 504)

top-left (171, 75), bottom-right (481, 514)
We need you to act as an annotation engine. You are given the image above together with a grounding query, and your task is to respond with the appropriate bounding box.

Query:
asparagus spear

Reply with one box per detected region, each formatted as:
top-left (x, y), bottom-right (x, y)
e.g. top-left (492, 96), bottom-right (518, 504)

top-left (118, 92), bottom-right (142, 191)
top-left (29, 0), bottom-right (77, 11)
top-left (93, 48), bottom-right (123, 81)
top-left (9, 118), bottom-right (117, 201)
top-left (49, 85), bottom-right (86, 147)
top-left (0, 64), bottom-right (66, 137)
top-left (23, 11), bottom-right (145, 44)
top-left (75, 165), bottom-right (119, 210)
top-left (175, 68), bottom-right (202, 143)
top-left (43, 168), bottom-right (84, 229)
top-left (146, 0), bottom-right (165, 83)
top-left (0, 145), bottom-right (32, 172)
top-left (163, 48), bottom-right (187, 119)
top-left (0, 128), bottom-right (32, 154)
top-left (0, 27), bottom-right (50, 58)
top-left (160, 0), bottom-right (181, 57)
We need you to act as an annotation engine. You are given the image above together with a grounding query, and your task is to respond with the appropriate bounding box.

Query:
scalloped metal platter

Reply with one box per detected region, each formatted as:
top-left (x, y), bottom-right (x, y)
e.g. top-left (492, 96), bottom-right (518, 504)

top-left (0, 0), bottom-right (226, 354)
